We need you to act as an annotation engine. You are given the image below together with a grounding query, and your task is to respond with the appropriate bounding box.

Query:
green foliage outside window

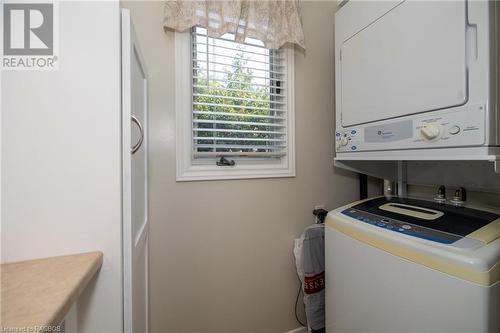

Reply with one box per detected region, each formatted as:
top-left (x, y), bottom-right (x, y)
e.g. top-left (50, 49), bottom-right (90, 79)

top-left (194, 51), bottom-right (282, 153)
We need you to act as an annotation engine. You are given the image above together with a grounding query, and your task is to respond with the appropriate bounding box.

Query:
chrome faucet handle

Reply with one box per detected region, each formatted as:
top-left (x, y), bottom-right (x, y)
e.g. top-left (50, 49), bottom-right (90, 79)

top-left (434, 185), bottom-right (446, 204)
top-left (450, 187), bottom-right (467, 207)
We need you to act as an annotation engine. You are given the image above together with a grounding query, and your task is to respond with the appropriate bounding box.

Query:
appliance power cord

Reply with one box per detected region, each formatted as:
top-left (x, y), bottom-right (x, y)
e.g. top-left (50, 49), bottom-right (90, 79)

top-left (294, 276), bottom-right (307, 327)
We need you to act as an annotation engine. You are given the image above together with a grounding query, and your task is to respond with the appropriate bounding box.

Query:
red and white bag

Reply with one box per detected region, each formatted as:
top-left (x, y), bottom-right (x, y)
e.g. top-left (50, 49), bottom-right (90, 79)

top-left (294, 223), bottom-right (325, 331)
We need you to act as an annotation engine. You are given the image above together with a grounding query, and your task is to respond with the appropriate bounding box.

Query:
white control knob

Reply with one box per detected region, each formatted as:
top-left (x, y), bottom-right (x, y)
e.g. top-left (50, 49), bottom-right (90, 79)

top-left (420, 123), bottom-right (441, 141)
top-left (341, 136), bottom-right (349, 146)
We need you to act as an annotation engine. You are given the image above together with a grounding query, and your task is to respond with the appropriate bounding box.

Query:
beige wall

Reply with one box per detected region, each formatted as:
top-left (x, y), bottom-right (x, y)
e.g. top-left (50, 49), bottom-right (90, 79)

top-left (122, 1), bottom-right (360, 332)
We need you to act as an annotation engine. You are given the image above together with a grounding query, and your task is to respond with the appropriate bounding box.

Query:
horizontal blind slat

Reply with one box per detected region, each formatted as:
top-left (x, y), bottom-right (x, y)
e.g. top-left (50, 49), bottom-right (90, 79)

top-left (194, 151), bottom-right (286, 157)
top-left (194, 144), bottom-right (286, 150)
top-left (194, 41), bottom-right (280, 57)
top-left (193, 119), bottom-right (286, 128)
top-left (194, 137), bottom-right (286, 142)
top-left (193, 76), bottom-right (285, 90)
top-left (193, 59), bottom-right (285, 75)
top-left (193, 85), bottom-right (286, 98)
top-left (193, 68), bottom-right (285, 81)
top-left (193, 111), bottom-right (286, 120)
top-left (193, 128), bottom-right (285, 135)
top-left (193, 93), bottom-right (286, 105)
top-left (194, 51), bottom-right (285, 66)
top-left (193, 102), bottom-right (284, 113)
top-left (194, 33), bottom-right (282, 51)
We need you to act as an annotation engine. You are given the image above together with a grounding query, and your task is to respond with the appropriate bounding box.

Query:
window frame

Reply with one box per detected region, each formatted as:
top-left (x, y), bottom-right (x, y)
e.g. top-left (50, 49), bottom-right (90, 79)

top-left (175, 31), bottom-right (295, 181)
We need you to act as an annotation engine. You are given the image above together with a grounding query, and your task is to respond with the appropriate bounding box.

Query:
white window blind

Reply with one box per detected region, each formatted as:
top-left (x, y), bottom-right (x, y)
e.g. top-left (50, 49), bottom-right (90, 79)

top-left (191, 27), bottom-right (287, 158)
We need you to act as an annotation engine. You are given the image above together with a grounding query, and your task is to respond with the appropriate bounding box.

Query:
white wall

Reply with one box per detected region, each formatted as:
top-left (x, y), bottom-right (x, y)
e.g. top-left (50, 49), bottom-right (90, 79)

top-left (122, 1), bottom-right (360, 332)
top-left (1, 2), bottom-right (123, 332)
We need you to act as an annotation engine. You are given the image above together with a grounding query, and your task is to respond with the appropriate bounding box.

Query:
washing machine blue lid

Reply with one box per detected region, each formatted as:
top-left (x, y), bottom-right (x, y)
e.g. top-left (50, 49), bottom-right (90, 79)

top-left (341, 197), bottom-right (499, 244)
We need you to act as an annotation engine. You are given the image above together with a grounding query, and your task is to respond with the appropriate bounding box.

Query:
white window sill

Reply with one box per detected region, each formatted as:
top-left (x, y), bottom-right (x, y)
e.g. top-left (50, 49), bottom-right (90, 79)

top-left (176, 163), bottom-right (296, 181)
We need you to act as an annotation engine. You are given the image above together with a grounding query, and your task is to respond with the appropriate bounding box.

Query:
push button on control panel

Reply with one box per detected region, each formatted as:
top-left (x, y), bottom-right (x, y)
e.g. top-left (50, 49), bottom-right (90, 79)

top-left (448, 125), bottom-right (461, 135)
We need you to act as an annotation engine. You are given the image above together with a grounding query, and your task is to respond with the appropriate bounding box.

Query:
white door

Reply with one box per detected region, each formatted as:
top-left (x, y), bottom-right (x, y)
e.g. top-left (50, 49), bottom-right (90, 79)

top-left (339, 1), bottom-right (468, 127)
top-left (122, 9), bottom-right (149, 333)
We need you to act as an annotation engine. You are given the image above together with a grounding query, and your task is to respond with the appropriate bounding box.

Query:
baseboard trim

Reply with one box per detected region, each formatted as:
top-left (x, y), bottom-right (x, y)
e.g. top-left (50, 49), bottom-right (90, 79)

top-left (284, 327), bottom-right (307, 333)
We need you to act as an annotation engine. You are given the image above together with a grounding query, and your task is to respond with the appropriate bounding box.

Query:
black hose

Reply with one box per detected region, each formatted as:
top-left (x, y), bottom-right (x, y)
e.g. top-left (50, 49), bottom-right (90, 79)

top-left (294, 276), bottom-right (307, 327)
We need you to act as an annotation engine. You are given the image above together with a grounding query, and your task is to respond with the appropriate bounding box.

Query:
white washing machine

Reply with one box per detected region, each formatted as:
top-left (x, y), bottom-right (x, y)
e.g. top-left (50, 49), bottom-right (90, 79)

top-left (325, 196), bottom-right (500, 333)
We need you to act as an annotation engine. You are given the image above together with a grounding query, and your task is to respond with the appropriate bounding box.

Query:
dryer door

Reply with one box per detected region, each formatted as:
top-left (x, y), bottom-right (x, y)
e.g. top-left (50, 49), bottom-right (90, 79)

top-left (339, 1), bottom-right (468, 127)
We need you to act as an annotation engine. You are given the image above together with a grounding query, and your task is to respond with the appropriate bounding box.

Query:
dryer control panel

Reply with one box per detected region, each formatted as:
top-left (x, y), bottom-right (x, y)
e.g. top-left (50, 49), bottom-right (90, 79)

top-left (335, 104), bottom-right (486, 153)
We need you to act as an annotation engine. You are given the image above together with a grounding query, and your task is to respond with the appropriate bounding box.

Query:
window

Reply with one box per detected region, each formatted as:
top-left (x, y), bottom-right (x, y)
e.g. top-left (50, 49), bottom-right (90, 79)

top-left (175, 27), bottom-right (295, 181)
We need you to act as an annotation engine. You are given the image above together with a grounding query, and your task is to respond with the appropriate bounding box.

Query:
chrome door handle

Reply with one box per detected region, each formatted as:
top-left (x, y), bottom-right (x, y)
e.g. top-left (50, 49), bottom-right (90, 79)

top-left (131, 115), bottom-right (144, 154)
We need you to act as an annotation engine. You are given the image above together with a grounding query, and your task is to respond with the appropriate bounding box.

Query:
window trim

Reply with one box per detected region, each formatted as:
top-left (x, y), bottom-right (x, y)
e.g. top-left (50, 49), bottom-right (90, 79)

top-left (175, 31), bottom-right (295, 181)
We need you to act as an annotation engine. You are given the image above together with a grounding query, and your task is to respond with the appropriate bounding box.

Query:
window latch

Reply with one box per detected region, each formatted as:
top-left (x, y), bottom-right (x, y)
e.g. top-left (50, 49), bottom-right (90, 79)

top-left (216, 156), bottom-right (236, 167)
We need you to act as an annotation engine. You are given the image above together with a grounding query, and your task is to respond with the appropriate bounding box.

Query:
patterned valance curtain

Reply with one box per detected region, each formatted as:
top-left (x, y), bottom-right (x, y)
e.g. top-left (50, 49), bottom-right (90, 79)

top-left (163, 0), bottom-right (306, 50)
